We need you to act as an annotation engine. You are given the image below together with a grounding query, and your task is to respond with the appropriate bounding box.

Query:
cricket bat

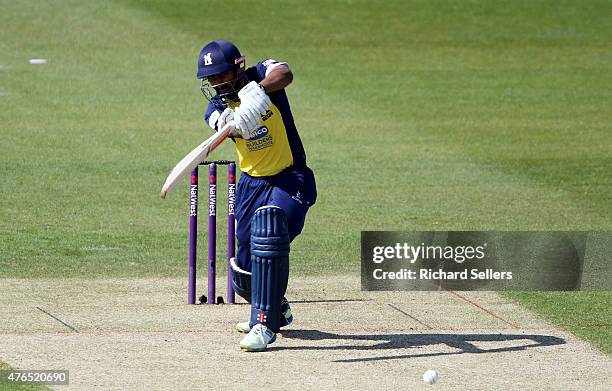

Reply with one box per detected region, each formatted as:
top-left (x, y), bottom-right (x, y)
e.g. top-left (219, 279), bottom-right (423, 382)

top-left (160, 122), bottom-right (233, 199)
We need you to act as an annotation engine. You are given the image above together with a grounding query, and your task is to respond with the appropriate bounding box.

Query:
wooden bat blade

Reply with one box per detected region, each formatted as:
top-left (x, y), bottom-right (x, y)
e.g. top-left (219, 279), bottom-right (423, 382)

top-left (160, 124), bottom-right (232, 199)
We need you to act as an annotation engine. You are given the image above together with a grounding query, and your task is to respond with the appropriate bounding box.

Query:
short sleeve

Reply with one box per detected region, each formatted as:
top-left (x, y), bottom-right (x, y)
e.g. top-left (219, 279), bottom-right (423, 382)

top-left (255, 59), bottom-right (290, 80)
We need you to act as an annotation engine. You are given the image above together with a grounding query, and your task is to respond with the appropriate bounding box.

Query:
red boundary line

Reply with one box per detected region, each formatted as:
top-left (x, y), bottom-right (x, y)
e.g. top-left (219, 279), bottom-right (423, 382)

top-left (447, 290), bottom-right (520, 329)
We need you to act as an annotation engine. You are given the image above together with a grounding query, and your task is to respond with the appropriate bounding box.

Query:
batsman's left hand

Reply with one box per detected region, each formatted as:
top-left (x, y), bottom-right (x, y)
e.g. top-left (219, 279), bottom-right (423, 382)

top-left (218, 108), bottom-right (234, 130)
top-left (233, 105), bottom-right (260, 138)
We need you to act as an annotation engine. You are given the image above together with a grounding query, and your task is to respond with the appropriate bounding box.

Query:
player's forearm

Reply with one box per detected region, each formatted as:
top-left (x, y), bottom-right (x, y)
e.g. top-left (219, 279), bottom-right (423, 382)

top-left (259, 67), bottom-right (293, 93)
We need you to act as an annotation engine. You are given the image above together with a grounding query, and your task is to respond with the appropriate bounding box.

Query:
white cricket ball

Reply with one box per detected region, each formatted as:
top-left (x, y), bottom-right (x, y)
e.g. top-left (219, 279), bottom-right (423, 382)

top-left (29, 58), bottom-right (47, 65)
top-left (422, 369), bottom-right (439, 385)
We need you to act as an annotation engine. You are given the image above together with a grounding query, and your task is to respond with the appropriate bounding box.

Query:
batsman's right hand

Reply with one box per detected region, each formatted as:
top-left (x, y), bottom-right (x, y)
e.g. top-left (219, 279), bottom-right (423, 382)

top-left (238, 81), bottom-right (271, 115)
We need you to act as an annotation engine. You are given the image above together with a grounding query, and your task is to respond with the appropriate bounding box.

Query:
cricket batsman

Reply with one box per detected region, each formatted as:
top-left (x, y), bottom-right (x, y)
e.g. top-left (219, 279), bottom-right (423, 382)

top-left (197, 40), bottom-right (317, 351)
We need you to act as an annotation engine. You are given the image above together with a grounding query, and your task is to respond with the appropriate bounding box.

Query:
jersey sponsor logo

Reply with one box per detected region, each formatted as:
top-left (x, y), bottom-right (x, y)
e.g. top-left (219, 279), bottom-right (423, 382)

top-left (249, 126), bottom-right (270, 141)
top-left (246, 126), bottom-right (273, 151)
top-left (204, 52), bottom-right (212, 65)
top-left (261, 109), bottom-right (273, 121)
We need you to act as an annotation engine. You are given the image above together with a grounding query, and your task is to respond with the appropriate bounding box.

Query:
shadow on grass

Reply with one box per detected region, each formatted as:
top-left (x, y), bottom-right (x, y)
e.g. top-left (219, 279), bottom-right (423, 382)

top-left (274, 329), bottom-right (565, 362)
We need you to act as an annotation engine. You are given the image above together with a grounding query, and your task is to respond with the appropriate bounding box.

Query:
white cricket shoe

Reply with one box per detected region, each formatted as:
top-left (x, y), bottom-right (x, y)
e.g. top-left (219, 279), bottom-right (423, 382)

top-left (239, 323), bottom-right (276, 352)
top-left (236, 300), bottom-right (293, 333)
top-left (235, 321), bottom-right (251, 333)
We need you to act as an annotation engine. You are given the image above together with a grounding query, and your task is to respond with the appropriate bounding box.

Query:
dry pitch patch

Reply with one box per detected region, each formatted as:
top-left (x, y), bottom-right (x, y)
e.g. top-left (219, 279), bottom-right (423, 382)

top-left (1, 277), bottom-right (610, 390)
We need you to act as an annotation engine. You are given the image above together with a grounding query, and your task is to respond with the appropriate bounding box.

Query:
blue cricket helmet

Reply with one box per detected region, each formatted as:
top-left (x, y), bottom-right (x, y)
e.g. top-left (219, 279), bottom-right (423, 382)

top-left (197, 40), bottom-right (245, 79)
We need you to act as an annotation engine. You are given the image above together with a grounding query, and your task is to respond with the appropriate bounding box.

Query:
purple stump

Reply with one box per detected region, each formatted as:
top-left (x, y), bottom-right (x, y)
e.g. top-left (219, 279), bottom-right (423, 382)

top-left (188, 167), bottom-right (199, 304)
top-left (227, 162), bottom-right (236, 304)
top-left (208, 163), bottom-right (217, 304)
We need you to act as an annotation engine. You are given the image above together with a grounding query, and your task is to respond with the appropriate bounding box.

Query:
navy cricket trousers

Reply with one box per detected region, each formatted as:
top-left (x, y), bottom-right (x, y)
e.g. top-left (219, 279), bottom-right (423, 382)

top-left (235, 165), bottom-right (317, 273)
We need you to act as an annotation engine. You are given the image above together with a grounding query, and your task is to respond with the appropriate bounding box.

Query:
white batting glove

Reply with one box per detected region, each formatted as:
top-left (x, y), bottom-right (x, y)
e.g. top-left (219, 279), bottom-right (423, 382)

top-left (217, 108), bottom-right (234, 130)
top-left (233, 104), bottom-right (259, 139)
top-left (238, 81), bottom-right (271, 115)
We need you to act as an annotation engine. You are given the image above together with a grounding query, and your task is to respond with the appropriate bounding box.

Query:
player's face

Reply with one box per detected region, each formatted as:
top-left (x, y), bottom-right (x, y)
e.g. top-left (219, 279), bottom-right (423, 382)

top-left (208, 70), bottom-right (235, 94)
top-left (201, 67), bottom-right (246, 102)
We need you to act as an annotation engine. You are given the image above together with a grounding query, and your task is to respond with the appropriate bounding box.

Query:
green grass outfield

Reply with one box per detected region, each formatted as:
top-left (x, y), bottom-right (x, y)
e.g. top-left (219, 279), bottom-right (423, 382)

top-left (1, 1), bottom-right (610, 353)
